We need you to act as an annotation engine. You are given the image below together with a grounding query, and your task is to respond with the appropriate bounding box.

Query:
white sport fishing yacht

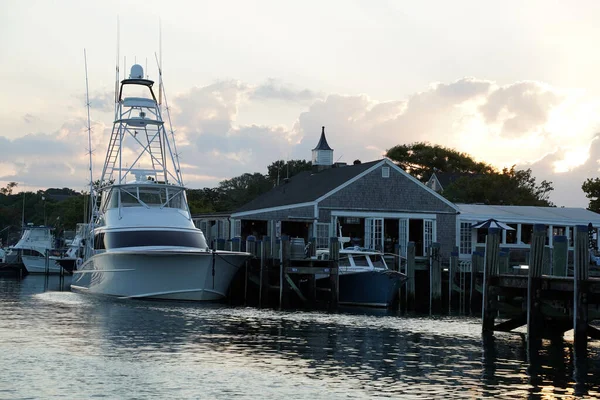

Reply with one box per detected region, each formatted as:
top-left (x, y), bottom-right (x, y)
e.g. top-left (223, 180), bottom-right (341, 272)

top-left (9, 225), bottom-right (62, 273)
top-left (71, 63), bottom-right (250, 300)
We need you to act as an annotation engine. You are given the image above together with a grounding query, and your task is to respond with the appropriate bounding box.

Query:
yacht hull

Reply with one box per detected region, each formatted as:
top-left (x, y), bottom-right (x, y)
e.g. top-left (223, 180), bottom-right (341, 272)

top-left (22, 255), bottom-right (63, 274)
top-left (71, 249), bottom-right (250, 301)
top-left (335, 270), bottom-right (406, 308)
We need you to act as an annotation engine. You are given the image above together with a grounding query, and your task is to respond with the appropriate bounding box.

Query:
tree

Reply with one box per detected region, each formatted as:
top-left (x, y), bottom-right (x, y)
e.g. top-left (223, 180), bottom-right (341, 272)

top-left (266, 159), bottom-right (312, 185)
top-left (582, 178), bottom-right (600, 212)
top-left (0, 182), bottom-right (18, 195)
top-left (386, 142), bottom-right (495, 181)
top-left (217, 173), bottom-right (272, 211)
top-left (443, 166), bottom-right (554, 206)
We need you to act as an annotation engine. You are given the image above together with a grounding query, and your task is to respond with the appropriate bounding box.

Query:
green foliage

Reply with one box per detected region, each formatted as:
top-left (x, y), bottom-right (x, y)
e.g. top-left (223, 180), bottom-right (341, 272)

top-left (386, 143), bottom-right (553, 206)
top-left (386, 142), bottom-right (495, 181)
top-left (266, 159), bottom-right (312, 185)
top-left (443, 166), bottom-right (554, 206)
top-left (582, 178), bottom-right (600, 212)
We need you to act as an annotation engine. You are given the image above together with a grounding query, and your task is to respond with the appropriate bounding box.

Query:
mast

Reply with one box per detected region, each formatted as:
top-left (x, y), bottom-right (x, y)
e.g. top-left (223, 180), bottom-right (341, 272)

top-left (84, 49), bottom-right (96, 241)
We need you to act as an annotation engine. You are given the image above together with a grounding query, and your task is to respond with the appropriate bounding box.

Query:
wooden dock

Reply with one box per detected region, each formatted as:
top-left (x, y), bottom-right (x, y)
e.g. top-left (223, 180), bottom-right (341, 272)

top-left (229, 235), bottom-right (340, 310)
top-left (480, 225), bottom-right (600, 350)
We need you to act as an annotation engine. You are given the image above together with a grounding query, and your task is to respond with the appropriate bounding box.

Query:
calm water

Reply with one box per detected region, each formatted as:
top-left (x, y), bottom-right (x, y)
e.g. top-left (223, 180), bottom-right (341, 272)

top-left (1, 276), bottom-right (599, 399)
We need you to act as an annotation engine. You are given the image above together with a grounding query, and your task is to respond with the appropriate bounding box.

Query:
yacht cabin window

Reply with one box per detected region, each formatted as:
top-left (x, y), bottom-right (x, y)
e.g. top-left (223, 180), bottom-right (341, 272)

top-left (101, 185), bottom-right (187, 210)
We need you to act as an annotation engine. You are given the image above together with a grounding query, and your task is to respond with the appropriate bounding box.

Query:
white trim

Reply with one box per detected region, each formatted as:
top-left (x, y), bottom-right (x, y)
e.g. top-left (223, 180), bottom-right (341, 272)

top-left (231, 201), bottom-right (315, 217)
top-left (382, 166), bottom-right (390, 178)
top-left (332, 210), bottom-right (438, 220)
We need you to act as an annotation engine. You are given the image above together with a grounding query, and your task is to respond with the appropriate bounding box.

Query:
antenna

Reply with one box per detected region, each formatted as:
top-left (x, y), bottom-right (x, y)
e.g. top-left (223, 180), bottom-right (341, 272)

top-left (158, 18), bottom-right (163, 105)
top-left (84, 49), bottom-right (96, 251)
top-left (155, 52), bottom-right (183, 185)
top-left (114, 17), bottom-right (120, 104)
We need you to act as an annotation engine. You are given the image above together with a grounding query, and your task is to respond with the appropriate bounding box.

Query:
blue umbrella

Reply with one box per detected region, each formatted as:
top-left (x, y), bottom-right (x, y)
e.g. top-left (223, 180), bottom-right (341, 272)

top-left (470, 218), bottom-right (515, 230)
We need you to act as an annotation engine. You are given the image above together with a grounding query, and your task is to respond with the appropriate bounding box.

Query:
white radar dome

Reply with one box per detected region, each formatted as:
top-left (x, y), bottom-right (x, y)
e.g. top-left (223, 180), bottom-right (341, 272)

top-left (130, 64), bottom-right (144, 79)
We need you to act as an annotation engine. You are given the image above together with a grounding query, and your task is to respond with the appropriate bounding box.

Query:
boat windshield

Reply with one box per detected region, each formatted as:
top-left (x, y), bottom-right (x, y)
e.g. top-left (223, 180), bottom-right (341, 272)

top-left (352, 255), bottom-right (370, 267)
top-left (371, 255), bottom-right (387, 269)
top-left (103, 185), bottom-right (187, 210)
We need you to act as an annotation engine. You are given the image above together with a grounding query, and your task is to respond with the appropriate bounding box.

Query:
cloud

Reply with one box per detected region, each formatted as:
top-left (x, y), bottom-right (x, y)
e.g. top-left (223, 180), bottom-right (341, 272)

top-left (87, 90), bottom-right (115, 113)
top-left (3, 76), bottom-right (600, 207)
top-left (479, 81), bottom-right (563, 138)
top-left (22, 113), bottom-right (37, 124)
top-left (250, 78), bottom-right (323, 103)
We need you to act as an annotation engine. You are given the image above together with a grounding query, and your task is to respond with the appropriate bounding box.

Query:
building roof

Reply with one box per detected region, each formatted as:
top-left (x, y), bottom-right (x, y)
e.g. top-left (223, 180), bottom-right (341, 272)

top-left (233, 160), bottom-right (381, 213)
top-left (429, 172), bottom-right (479, 190)
top-left (456, 203), bottom-right (600, 226)
top-left (312, 126), bottom-right (333, 151)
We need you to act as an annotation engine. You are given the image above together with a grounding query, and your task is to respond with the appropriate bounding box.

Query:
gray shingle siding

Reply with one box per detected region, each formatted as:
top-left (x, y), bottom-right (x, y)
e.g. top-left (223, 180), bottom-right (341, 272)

top-left (437, 213), bottom-right (457, 257)
top-left (318, 165), bottom-right (456, 213)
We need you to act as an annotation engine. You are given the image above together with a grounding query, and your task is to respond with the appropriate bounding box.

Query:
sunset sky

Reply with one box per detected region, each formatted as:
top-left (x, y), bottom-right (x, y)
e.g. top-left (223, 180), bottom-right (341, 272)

top-left (2, 0), bottom-right (600, 207)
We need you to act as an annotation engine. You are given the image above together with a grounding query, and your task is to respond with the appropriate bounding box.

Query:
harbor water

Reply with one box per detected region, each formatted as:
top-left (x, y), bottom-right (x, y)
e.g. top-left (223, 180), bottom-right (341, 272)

top-left (1, 276), bottom-right (599, 399)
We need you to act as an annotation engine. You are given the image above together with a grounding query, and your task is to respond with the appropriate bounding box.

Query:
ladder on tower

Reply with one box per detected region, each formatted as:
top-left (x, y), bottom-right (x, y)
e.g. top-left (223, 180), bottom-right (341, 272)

top-left (145, 127), bottom-right (165, 181)
top-left (101, 123), bottom-right (123, 183)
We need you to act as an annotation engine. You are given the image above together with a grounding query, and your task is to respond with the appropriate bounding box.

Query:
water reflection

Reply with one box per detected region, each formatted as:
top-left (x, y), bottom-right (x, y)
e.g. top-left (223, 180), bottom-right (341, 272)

top-left (0, 276), bottom-right (599, 399)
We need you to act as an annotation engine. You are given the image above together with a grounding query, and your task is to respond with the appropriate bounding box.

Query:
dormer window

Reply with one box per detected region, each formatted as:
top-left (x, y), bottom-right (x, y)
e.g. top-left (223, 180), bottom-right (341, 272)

top-left (382, 166), bottom-right (390, 178)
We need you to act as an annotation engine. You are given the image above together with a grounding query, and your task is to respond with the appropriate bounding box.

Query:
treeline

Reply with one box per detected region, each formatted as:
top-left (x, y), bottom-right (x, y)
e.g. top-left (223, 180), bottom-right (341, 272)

top-left (3, 143), bottom-right (600, 240)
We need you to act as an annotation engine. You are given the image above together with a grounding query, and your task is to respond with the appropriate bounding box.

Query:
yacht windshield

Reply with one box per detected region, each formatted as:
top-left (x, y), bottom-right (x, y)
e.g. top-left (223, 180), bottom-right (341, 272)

top-left (371, 255), bottom-right (387, 269)
top-left (115, 185), bottom-right (187, 210)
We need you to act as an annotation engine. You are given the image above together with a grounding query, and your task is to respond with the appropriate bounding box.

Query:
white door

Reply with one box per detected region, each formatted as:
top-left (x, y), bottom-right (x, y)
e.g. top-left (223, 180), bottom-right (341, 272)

top-left (365, 218), bottom-right (384, 251)
top-left (399, 218), bottom-right (408, 257)
top-left (424, 219), bottom-right (434, 255)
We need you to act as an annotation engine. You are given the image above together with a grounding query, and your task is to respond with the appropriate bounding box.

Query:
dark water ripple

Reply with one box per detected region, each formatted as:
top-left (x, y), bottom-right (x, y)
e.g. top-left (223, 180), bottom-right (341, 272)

top-left (0, 276), bottom-right (599, 399)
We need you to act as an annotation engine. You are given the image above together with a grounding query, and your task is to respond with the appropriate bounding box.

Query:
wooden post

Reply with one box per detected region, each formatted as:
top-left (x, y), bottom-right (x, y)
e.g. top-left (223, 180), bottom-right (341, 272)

top-left (262, 235), bottom-right (271, 260)
top-left (429, 242), bottom-right (442, 314)
top-left (309, 237), bottom-right (317, 258)
top-left (231, 237), bottom-right (241, 252)
top-left (449, 246), bottom-right (458, 313)
top-left (259, 240), bottom-right (269, 307)
top-left (498, 248), bottom-right (509, 274)
top-left (543, 246), bottom-right (552, 275)
top-left (527, 224), bottom-right (546, 341)
top-left (280, 236), bottom-right (290, 309)
top-left (470, 251), bottom-right (479, 313)
top-left (405, 242), bottom-right (416, 310)
top-left (552, 235), bottom-right (568, 276)
top-left (482, 228), bottom-right (501, 333)
top-left (45, 249), bottom-right (50, 275)
top-left (573, 225), bottom-right (589, 350)
top-left (329, 236), bottom-right (340, 309)
top-left (246, 236), bottom-right (257, 258)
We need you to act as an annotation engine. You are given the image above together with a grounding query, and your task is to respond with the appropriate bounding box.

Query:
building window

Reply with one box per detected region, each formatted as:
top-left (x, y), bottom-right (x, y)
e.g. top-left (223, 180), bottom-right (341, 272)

top-left (505, 224), bottom-right (518, 244)
top-left (382, 167), bottom-right (390, 178)
top-left (316, 223), bottom-right (330, 249)
top-left (233, 219), bottom-right (241, 238)
top-left (460, 222), bottom-right (472, 255)
top-left (521, 224), bottom-right (533, 244)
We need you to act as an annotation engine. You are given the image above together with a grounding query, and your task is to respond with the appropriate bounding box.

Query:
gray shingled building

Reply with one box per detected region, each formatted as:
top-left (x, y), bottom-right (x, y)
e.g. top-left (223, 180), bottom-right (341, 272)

top-left (226, 127), bottom-right (459, 259)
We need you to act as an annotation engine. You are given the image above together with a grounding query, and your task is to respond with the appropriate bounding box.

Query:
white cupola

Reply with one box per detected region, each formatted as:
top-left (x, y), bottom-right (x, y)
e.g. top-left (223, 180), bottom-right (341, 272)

top-left (311, 126), bottom-right (333, 167)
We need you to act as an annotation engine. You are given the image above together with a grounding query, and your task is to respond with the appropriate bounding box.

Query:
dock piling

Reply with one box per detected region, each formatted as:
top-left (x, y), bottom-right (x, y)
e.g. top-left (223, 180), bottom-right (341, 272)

top-left (482, 228), bottom-right (501, 333)
top-left (573, 225), bottom-right (589, 349)
top-left (429, 242), bottom-right (442, 314)
top-left (329, 236), bottom-right (340, 309)
top-left (405, 242), bottom-right (416, 310)
top-left (527, 224), bottom-right (546, 341)
top-left (552, 235), bottom-right (568, 276)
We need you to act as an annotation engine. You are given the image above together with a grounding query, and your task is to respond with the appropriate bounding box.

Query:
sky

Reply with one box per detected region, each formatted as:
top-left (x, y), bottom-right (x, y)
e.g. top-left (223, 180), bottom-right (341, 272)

top-left (2, 0), bottom-right (600, 207)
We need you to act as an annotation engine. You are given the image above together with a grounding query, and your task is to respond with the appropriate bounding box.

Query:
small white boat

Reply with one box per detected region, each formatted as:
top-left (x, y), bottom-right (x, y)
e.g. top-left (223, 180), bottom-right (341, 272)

top-left (8, 225), bottom-right (62, 273)
top-left (72, 62), bottom-right (251, 301)
top-left (316, 246), bottom-right (407, 307)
